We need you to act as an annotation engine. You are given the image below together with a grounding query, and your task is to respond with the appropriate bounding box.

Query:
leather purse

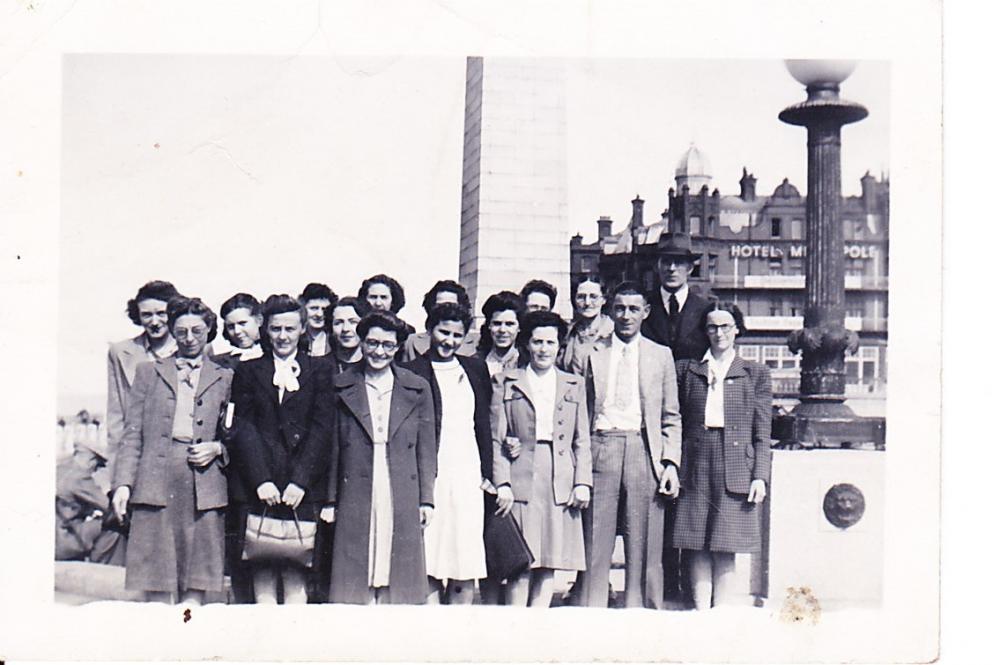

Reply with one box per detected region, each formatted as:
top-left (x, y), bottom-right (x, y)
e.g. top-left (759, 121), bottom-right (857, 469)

top-left (242, 506), bottom-right (316, 569)
top-left (483, 505), bottom-right (534, 581)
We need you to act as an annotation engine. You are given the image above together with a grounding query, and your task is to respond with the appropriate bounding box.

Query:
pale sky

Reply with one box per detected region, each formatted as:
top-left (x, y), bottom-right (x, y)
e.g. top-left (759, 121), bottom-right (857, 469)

top-left (59, 56), bottom-right (889, 411)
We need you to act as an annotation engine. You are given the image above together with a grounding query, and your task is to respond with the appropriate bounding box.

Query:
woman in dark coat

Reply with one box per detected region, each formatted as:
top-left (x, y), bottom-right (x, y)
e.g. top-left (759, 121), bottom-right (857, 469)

top-left (403, 302), bottom-right (493, 604)
top-left (110, 297), bottom-right (232, 604)
top-left (229, 294), bottom-right (333, 604)
top-left (321, 311), bottom-right (437, 605)
top-left (672, 301), bottom-right (772, 609)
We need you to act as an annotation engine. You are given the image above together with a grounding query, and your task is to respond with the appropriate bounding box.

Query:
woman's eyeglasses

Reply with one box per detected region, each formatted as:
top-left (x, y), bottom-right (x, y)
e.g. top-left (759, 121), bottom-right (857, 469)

top-left (706, 324), bottom-right (736, 334)
top-left (363, 339), bottom-right (399, 353)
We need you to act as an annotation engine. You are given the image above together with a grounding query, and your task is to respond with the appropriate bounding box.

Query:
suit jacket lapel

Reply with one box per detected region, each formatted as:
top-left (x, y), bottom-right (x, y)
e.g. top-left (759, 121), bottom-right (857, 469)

top-left (281, 354), bottom-right (312, 406)
top-left (153, 357), bottom-right (178, 395)
top-left (119, 335), bottom-right (146, 385)
top-left (195, 357), bottom-right (224, 400)
top-left (508, 369), bottom-right (535, 410)
top-left (589, 340), bottom-right (611, 414)
top-left (637, 338), bottom-right (656, 424)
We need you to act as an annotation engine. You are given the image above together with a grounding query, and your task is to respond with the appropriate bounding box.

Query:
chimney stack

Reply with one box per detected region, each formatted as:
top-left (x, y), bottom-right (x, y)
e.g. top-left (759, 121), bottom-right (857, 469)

top-left (739, 167), bottom-right (757, 201)
top-left (596, 216), bottom-right (613, 240)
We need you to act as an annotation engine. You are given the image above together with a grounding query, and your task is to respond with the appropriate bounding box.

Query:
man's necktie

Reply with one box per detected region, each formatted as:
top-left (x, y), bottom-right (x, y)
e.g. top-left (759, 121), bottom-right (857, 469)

top-left (613, 343), bottom-right (633, 410)
top-left (667, 293), bottom-right (680, 344)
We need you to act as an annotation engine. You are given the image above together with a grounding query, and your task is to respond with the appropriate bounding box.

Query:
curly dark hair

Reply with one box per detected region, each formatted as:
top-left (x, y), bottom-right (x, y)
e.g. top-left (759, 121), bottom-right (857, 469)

top-left (166, 296), bottom-right (218, 343)
top-left (421, 280), bottom-right (471, 314)
top-left (425, 302), bottom-right (473, 333)
top-left (358, 274), bottom-right (406, 314)
top-left (357, 310), bottom-right (411, 346)
top-left (126, 280), bottom-right (180, 325)
top-left (477, 290), bottom-right (525, 354)
top-left (299, 282), bottom-right (337, 306)
top-left (324, 295), bottom-right (369, 334)
top-left (517, 310), bottom-right (568, 349)
top-left (609, 279), bottom-right (648, 303)
top-left (519, 279), bottom-right (557, 310)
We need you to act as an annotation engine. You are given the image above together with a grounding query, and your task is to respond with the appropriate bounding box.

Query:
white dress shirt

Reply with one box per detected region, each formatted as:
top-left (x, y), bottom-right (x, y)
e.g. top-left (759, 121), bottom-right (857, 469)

top-left (660, 283), bottom-right (689, 317)
top-left (703, 348), bottom-right (736, 428)
top-left (525, 365), bottom-right (557, 442)
top-left (595, 334), bottom-right (643, 432)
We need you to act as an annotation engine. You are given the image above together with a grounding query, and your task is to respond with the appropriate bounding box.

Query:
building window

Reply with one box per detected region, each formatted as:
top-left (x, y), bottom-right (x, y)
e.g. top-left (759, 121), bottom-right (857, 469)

top-left (789, 305), bottom-right (800, 317)
top-left (769, 303), bottom-right (783, 316)
top-left (739, 345), bottom-right (760, 362)
top-left (708, 254), bottom-right (718, 281)
top-left (846, 346), bottom-right (880, 385)
top-left (844, 219), bottom-right (866, 240)
top-left (771, 218), bottom-right (782, 238)
top-left (768, 258), bottom-right (783, 275)
top-left (707, 216), bottom-right (716, 235)
top-left (846, 258), bottom-right (865, 277)
top-left (690, 216), bottom-right (701, 236)
top-left (787, 258), bottom-right (803, 275)
top-left (790, 218), bottom-right (804, 239)
top-left (763, 346), bottom-right (782, 368)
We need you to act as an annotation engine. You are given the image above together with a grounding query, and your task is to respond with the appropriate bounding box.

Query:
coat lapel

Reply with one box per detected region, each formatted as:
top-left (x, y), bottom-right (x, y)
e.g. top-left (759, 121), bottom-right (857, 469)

top-left (280, 353), bottom-right (313, 407)
top-left (337, 368), bottom-right (375, 443)
top-left (388, 370), bottom-right (422, 442)
top-left (507, 369), bottom-right (535, 410)
top-left (253, 354), bottom-right (279, 403)
top-left (637, 338), bottom-right (657, 423)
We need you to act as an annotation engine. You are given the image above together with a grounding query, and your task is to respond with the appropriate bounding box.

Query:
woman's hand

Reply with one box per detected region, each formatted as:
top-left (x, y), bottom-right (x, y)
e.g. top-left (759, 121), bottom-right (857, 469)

top-left (658, 464), bottom-right (680, 499)
top-left (319, 505), bottom-right (336, 523)
top-left (187, 441), bottom-right (222, 468)
top-left (569, 484), bottom-right (591, 510)
top-left (111, 486), bottom-right (130, 523)
top-left (747, 479), bottom-right (767, 504)
top-left (419, 505), bottom-right (434, 528)
top-left (256, 481), bottom-right (281, 506)
top-left (281, 482), bottom-right (305, 509)
top-left (503, 436), bottom-right (522, 460)
top-left (495, 485), bottom-right (515, 517)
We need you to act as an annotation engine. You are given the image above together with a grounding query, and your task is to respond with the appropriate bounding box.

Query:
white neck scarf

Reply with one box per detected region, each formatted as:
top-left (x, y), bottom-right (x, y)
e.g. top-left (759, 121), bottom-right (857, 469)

top-left (272, 352), bottom-right (301, 402)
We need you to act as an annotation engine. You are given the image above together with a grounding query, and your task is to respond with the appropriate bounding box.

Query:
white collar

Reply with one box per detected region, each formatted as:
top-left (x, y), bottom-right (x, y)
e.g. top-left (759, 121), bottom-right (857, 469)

top-left (703, 347), bottom-right (737, 370)
top-left (273, 350), bottom-right (298, 365)
top-left (660, 284), bottom-right (690, 311)
top-left (611, 332), bottom-right (641, 352)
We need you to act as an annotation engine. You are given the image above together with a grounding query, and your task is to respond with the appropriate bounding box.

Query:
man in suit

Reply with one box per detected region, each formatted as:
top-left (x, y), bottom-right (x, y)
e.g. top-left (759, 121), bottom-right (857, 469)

top-left (641, 232), bottom-right (713, 362)
top-left (577, 281), bottom-right (682, 609)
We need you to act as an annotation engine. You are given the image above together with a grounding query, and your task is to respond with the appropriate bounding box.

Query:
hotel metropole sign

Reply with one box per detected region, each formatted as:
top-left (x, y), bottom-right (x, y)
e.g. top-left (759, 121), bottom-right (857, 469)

top-left (728, 243), bottom-right (881, 260)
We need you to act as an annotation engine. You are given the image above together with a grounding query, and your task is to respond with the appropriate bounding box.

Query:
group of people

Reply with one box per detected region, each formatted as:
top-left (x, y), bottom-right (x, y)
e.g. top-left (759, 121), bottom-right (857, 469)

top-left (100, 231), bottom-right (773, 610)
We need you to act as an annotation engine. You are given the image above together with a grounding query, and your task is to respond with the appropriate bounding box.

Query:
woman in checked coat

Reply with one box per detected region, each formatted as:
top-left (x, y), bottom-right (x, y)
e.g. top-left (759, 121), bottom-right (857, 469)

top-left (672, 301), bottom-right (772, 610)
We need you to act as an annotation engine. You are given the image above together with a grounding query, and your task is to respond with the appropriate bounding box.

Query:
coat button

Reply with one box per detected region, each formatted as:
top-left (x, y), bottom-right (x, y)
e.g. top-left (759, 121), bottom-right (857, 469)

top-left (559, 434), bottom-right (565, 440)
top-left (411, 474), bottom-right (417, 480)
top-left (558, 420), bottom-right (564, 425)
top-left (196, 419), bottom-right (204, 426)
top-left (197, 399), bottom-right (203, 406)
top-left (558, 450), bottom-right (565, 456)
top-left (196, 438), bottom-right (203, 443)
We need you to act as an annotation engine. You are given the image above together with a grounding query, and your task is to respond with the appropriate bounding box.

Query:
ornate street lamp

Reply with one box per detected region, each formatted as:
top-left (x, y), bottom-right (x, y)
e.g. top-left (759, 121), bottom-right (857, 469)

top-left (778, 60), bottom-right (882, 446)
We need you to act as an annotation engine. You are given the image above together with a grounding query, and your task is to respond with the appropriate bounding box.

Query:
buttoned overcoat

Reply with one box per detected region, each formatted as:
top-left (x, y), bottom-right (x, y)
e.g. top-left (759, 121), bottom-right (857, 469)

top-left (326, 364), bottom-right (437, 605)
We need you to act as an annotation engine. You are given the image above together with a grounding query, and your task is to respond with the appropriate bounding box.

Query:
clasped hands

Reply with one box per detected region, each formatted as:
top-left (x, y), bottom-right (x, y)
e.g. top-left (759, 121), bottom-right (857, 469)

top-left (494, 484), bottom-right (590, 517)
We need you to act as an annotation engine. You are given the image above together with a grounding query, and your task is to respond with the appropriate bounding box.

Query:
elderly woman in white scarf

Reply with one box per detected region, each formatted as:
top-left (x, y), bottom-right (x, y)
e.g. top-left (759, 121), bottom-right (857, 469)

top-left (228, 294), bottom-right (333, 604)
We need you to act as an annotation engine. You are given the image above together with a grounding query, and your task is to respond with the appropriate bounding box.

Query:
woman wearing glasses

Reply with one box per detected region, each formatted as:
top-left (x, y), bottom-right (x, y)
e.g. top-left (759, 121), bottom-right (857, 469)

top-left (672, 302), bottom-right (772, 610)
top-left (110, 297), bottom-right (232, 604)
top-left (322, 311), bottom-right (437, 605)
top-left (559, 275), bottom-right (614, 376)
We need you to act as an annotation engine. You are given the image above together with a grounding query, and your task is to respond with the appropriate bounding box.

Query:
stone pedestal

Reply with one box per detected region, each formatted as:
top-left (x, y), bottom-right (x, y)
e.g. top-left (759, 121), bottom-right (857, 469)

top-left (763, 449), bottom-right (884, 608)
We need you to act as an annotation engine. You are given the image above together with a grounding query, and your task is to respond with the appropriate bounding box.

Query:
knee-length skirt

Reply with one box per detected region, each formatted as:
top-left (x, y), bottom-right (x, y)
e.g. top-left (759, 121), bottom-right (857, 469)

top-left (672, 428), bottom-right (761, 553)
top-left (510, 441), bottom-right (586, 572)
top-left (125, 442), bottom-right (225, 593)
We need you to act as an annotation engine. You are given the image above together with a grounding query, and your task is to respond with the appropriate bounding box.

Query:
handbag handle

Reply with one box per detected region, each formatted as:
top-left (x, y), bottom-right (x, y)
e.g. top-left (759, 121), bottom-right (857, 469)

top-left (253, 504), bottom-right (306, 545)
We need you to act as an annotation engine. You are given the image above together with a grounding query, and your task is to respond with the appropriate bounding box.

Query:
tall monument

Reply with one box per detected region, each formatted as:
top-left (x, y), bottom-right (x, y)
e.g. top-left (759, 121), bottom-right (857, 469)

top-left (459, 57), bottom-right (571, 318)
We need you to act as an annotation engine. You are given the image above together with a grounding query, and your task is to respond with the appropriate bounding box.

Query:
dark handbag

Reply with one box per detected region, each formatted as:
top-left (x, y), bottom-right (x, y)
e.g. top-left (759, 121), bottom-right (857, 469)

top-left (242, 506), bottom-right (316, 569)
top-left (484, 508), bottom-right (534, 581)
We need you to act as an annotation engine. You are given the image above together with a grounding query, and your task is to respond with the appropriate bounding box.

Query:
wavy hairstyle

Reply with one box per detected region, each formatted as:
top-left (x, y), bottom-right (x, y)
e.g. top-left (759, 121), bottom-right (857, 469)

top-left (476, 290), bottom-right (525, 354)
top-left (421, 280), bottom-right (471, 314)
top-left (126, 280), bottom-right (180, 325)
top-left (358, 273), bottom-right (406, 314)
top-left (259, 294), bottom-right (306, 353)
top-left (166, 296), bottom-right (218, 343)
top-left (219, 292), bottom-right (262, 345)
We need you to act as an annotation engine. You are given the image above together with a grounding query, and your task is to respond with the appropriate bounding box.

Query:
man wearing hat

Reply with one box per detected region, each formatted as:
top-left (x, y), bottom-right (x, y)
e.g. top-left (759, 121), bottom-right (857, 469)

top-left (55, 436), bottom-right (112, 561)
top-left (641, 232), bottom-right (714, 605)
top-left (641, 232), bottom-right (714, 362)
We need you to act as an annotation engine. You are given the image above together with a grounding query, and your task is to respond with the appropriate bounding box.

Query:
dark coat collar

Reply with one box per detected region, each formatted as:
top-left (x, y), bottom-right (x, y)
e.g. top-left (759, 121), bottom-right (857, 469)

top-left (687, 353), bottom-right (751, 380)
